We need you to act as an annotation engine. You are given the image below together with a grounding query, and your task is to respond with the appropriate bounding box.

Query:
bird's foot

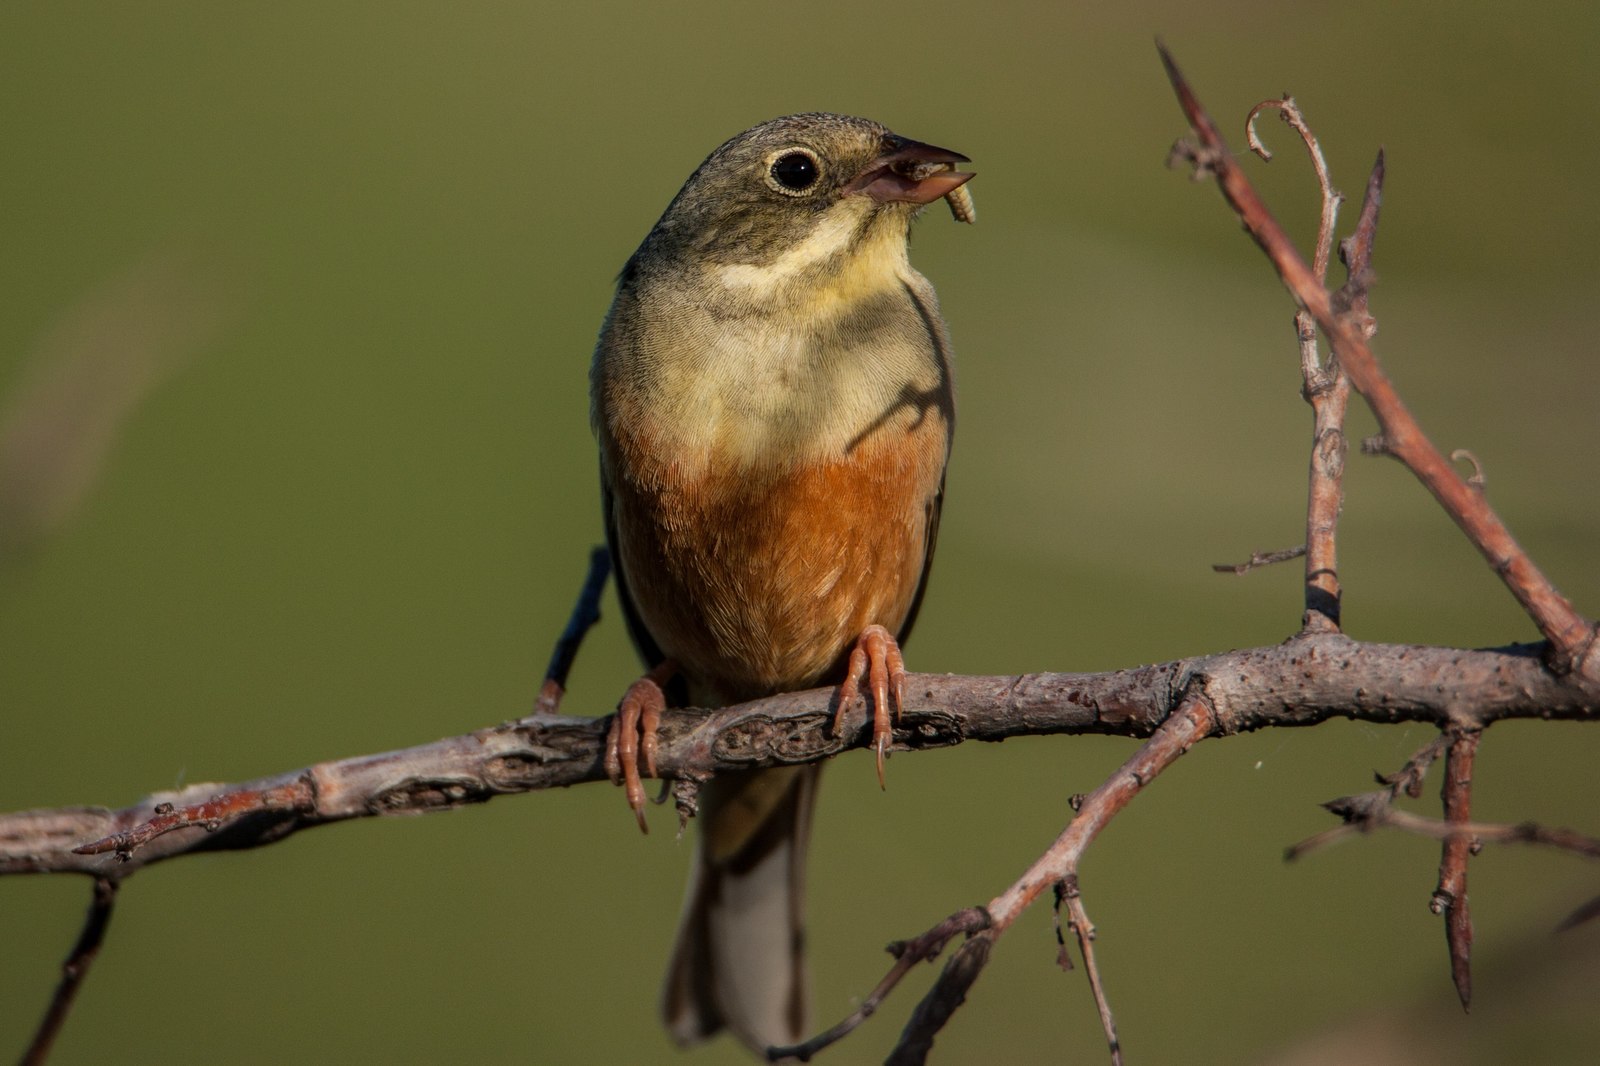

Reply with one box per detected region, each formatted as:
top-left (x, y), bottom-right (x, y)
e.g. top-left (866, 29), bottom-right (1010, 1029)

top-left (605, 661), bottom-right (674, 833)
top-left (833, 624), bottom-right (907, 789)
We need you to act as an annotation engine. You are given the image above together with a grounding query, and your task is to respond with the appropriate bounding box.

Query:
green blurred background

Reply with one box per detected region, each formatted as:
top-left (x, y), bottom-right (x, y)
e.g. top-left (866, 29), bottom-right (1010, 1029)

top-left (2, 3), bottom-right (1597, 1063)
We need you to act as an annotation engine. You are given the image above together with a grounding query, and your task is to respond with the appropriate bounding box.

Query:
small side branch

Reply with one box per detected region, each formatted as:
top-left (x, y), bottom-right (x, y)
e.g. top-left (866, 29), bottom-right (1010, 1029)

top-left (879, 694), bottom-right (1217, 1064)
top-left (1319, 804), bottom-right (1600, 859)
top-left (1296, 148), bottom-right (1383, 632)
top-left (1213, 544), bottom-right (1305, 575)
top-left (73, 778), bottom-right (314, 859)
top-left (1059, 876), bottom-right (1121, 1065)
top-left (1245, 96), bottom-right (1343, 284)
top-left (1284, 734), bottom-right (1447, 860)
top-left (1228, 97), bottom-right (1361, 631)
top-left (984, 694), bottom-right (1217, 927)
top-left (767, 908), bottom-right (992, 1062)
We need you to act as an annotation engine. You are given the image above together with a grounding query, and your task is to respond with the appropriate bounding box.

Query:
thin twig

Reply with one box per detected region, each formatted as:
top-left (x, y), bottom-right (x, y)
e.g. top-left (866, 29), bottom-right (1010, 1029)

top-left (1556, 894), bottom-right (1600, 933)
top-left (535, 544), bottom-right (611, 714)
top-left (985, 694), bottom-right (1217, 924)
top-left (1061, 874), bottom-right (1122, 1065)
top-left (1159, 43), bottom-right (1599, 674)
top-left (20, 877), bottom-right (118, 1066)
top-left (1300, 145), bottom-right (1385, 628)
top-left (1291, 769), bottom-right (1600, 865)
top-left (1246, 96), bottom-right (1343, 284)
top-left (1361, 806), bottom-right (1600, 859)
top-left (72, 778), bottom-right (314, 859)
top-left (1381, 733), bottom-right (1448, 797)
top-left (1284, 733), bottom-right (1447, 860)
top-left (766, 908), bottom-right (991, 1062)
top-left (1213, 544), bottom-right (1305, 575)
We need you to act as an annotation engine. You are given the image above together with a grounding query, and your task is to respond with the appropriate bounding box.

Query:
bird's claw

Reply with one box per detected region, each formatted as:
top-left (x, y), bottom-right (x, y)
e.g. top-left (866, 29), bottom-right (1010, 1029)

top-left (832, 624), bottom-right (907, 789)
top-left (605, 666), bottom-right (670, 833)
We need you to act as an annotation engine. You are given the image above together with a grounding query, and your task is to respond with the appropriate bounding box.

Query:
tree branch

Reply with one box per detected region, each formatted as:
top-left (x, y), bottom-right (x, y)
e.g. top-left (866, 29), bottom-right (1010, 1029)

top-left (3, 637), bottom-right (1595, 880)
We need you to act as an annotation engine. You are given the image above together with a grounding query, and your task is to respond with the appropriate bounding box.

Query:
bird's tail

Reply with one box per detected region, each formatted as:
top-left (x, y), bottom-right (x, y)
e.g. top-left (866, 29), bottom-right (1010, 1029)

top-left (661, 763), bottom-right (820, 1053)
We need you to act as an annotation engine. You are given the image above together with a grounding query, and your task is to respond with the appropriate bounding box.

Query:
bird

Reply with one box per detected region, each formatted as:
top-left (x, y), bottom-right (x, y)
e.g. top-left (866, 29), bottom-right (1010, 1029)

top-left (589, 112), bottom-right (971, 1055)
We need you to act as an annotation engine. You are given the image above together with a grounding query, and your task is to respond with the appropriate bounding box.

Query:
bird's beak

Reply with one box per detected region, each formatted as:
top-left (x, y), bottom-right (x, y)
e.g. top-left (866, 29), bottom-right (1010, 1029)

top-left (844, 136), bottom-right (974, 205)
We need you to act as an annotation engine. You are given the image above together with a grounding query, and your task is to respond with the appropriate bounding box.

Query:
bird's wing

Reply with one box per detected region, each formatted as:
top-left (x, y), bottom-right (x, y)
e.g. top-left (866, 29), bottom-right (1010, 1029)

top-left (600, 466), bottom-right (667, 670)
top-left (894, 469), bottom-right (944, 647)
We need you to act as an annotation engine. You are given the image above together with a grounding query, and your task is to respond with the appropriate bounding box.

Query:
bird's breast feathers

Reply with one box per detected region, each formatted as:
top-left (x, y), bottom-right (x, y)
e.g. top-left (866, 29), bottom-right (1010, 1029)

top-left (598, 226), bottom-right (950, 474)
top-left (601, 395), bottom-right (947, 702)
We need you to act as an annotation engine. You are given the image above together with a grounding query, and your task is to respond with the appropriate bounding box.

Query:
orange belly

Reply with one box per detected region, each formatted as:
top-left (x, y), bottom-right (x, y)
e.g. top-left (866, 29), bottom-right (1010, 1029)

top-left (605, 418), bottom-right (947, 705)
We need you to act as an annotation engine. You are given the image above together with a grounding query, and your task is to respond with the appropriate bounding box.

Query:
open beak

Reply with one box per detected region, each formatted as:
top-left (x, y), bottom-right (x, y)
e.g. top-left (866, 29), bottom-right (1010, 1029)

top-left (844, 135), bottom-right (975, 206)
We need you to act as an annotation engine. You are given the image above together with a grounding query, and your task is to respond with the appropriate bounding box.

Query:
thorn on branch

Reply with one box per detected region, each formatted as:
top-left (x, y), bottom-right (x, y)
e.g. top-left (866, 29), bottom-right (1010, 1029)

top-left (1436, 729), bottom-right (1480, 1011)
top-left (1336, 148), bottom-right (1386, 342)
top-left (1321, 790), bottom-right (1391, 823)
top-left (1338, 152), bottom-right (1385, 270)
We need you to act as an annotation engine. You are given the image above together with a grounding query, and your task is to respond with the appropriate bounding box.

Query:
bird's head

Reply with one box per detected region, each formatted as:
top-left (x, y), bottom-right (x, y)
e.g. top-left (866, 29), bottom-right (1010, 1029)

top-left (633, 113), bottom-right (973, 290)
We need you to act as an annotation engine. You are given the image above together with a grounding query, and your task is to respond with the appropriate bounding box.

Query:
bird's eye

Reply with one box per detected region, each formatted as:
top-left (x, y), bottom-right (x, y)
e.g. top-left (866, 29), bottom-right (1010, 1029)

top-left (768, 149), bottom-right (821, 193)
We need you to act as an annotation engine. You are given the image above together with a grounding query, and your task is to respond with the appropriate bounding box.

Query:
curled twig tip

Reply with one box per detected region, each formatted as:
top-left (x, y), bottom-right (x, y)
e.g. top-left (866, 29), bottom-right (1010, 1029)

top-left (1450, 449), bottom-right (1487, 489)
top-left (1245, 95), bottom-right (1297, 161)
